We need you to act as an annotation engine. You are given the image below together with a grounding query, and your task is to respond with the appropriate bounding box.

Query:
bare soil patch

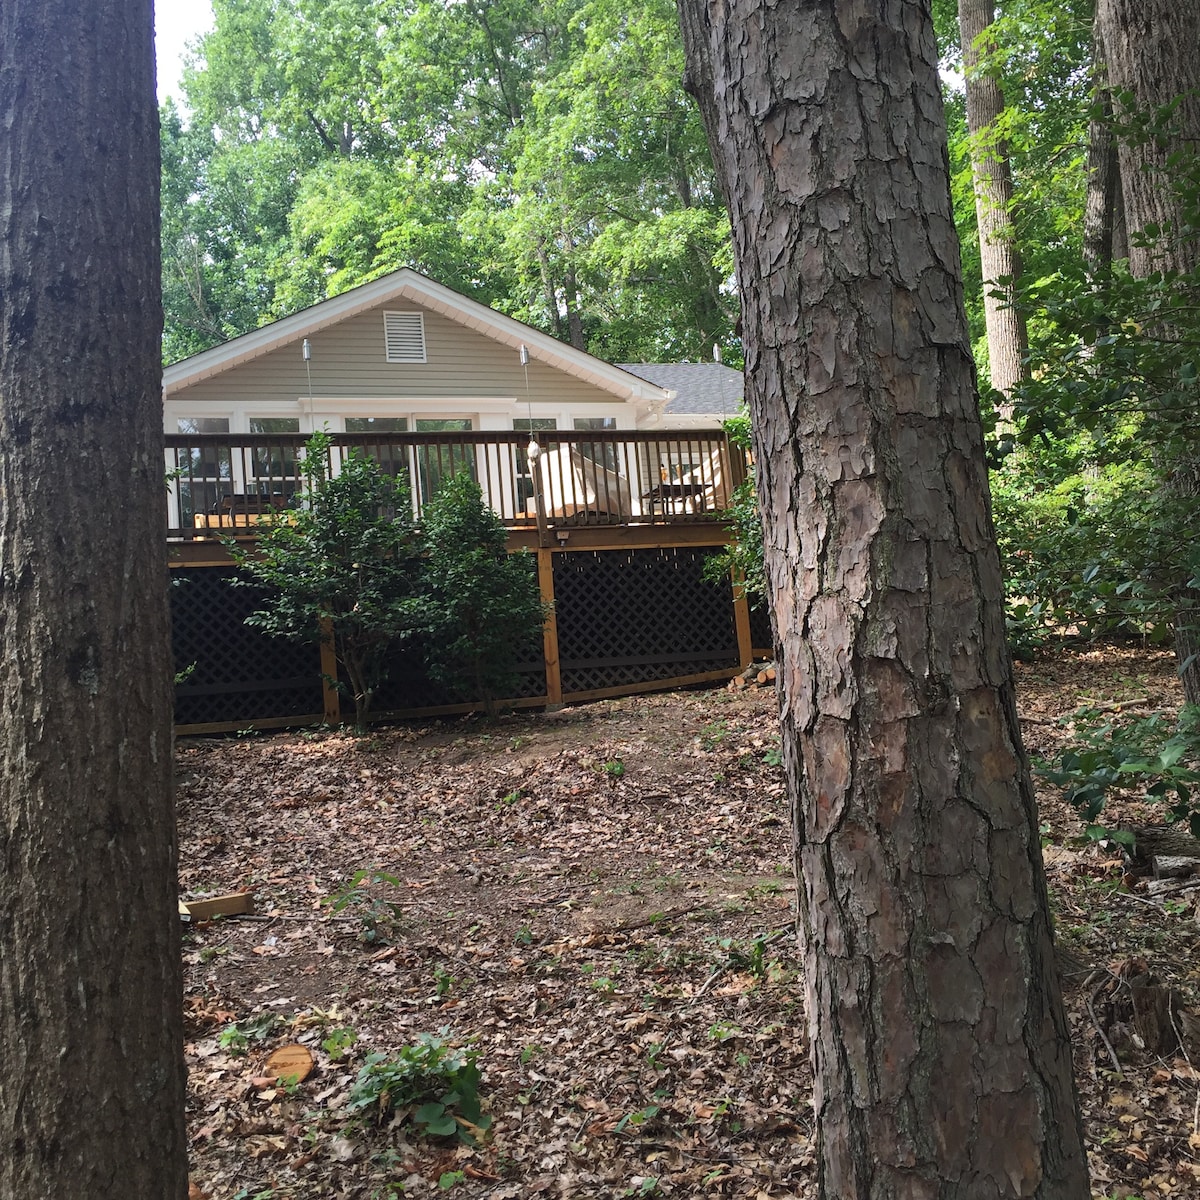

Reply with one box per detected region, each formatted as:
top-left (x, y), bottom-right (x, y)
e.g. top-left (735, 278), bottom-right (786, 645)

top-left (182, 647), bottom-right (1200, 1199)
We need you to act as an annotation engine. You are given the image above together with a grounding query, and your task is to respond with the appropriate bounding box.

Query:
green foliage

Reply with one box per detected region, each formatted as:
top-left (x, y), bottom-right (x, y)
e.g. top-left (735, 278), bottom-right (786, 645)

top-left (346, 1031), bottom-right (491, 1144)
top-left (326, 868), bottom-right (403, 945)
top-left (321, 1027), bottom-right (358, 1061)
top-left (230, 433), bottom-right (423, 731)
top-left (990, 448), bottom-right (1174, 651)
top-left (419, 474), bottom-right (549, 718)
top-left (715, 931), bottom-right (782, 981)
top-left (701, 414), bottom-right (765, 603)
top-left (219, 1013), bottom-right (280, 1056)
top-left (1006, 106), bottom-right (1200, 658)
top-left (1039, 705), bottom-right (1200, 836)
top-left (935, 0), bottom-right (1093, 371)
top-left (162, 0), bottom-right (734, 362)
top-left (613, 1106), bottom-right (660, 1136)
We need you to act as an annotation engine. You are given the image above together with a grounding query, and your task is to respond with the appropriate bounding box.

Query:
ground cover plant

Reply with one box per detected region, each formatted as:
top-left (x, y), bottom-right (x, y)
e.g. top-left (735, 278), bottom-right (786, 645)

top-left (179, 646), bottom-right (1200, 1199)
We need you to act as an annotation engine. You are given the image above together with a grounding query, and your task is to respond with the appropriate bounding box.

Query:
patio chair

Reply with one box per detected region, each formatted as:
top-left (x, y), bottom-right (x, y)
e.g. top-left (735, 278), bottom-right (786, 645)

top-left (535, 443), bottom-right (638, 523)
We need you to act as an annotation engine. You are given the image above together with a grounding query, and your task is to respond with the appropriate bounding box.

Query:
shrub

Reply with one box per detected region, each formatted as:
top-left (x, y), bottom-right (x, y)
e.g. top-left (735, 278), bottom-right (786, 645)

top-left (346, 1031), bottom-right (490, 1143)
top-left (231, 432), bottom-right (423, 730)
top-left (419, 473), bottom-right (549, 717)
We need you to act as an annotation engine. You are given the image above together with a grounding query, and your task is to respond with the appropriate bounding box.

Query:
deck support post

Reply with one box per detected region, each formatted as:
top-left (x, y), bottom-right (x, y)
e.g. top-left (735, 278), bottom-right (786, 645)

top-left (537, 547), bottom-right (562, 708)
top-left (732, 573), bottom-right (754, 671)
top-left (318, 617), bottom-right (341, 725)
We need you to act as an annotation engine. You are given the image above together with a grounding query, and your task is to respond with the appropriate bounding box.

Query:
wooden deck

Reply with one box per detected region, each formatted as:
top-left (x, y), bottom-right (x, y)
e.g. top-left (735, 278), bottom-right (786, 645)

top-left (166, 429), bottom-right (772, 731)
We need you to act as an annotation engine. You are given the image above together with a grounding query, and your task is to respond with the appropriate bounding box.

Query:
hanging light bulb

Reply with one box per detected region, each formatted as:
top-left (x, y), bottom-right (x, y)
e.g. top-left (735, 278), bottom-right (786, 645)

top-left (526, 438), bottom-right (541, 461)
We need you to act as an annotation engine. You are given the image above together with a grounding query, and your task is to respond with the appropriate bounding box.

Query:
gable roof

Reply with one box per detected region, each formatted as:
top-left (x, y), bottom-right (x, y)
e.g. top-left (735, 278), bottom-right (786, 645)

top-left (164, 269), bottom-right (672, 406)
top-left (618, 363), bottom-right (743, 417)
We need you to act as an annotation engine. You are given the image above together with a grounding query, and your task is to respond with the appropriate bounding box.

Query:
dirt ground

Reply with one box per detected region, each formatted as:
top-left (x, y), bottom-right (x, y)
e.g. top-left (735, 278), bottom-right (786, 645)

top-left (180, 646), bottom-right (1200, 1200)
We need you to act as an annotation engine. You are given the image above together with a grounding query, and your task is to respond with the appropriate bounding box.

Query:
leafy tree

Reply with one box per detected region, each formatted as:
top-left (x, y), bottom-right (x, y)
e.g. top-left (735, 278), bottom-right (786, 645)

top-left (1006, 63), bottom-right (1200, 694)
top-left (678, 1), bottom-right (1088, 1194)
top-left (162, 0), bottom-right (734, 363)
top-left (1095, 0), bottom-right (1200, 701)
top-left (0, 0), bottom-right (187, 1192)
top-left (232, 434), bottom-right (424, 730)
top-left (419, 474), bottom-right (549, 718)
top-left (936, 0), bottom-right (1093, 379)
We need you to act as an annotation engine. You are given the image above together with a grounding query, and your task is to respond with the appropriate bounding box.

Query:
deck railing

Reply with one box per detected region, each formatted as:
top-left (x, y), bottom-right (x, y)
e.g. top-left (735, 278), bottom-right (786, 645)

top-left (165, 429), bottom-right (745, 540)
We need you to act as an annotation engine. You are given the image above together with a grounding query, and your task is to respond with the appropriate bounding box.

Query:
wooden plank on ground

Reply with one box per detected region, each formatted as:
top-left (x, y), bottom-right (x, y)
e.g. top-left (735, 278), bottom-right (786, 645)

top-left (179, 892), bottom-right (255, 921)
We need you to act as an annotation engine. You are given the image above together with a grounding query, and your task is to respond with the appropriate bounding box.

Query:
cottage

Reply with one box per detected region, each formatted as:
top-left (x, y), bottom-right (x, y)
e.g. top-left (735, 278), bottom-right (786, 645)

top-left (163, 270), bottom-right (763, 730)
top-left (164, 268), bottom-right (742, 530)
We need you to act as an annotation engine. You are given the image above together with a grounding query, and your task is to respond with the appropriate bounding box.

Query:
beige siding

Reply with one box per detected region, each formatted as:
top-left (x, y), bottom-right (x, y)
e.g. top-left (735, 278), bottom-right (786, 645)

top-left (169, 300), bottom-right (623, 410)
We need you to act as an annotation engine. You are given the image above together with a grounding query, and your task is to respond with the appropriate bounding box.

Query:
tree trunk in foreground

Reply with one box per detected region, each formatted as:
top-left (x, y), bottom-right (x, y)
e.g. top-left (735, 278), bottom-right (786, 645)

top-left (676, 2), bottom-right (1088, 1197)
top-left (1096, 0), bottom-right (1200, 706)
top-left (0, 2), bottom-right (187, 1197)
top-left (959, 0), bottom-right (1029, 404)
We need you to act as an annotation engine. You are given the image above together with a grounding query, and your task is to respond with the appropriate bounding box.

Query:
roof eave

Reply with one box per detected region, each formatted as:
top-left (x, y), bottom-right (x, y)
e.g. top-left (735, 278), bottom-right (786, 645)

top-left (163, 268), bottom-right (672, 407)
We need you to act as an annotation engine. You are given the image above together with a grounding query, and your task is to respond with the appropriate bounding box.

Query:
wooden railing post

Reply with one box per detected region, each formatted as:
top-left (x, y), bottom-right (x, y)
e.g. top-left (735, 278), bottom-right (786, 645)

top-left (318, 616), bottom-right (341, 725)
top-left (537, 547), bottom-right (562, 707)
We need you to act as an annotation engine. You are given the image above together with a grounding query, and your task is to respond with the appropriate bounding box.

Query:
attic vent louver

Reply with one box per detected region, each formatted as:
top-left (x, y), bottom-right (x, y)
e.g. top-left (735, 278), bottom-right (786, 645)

top-left (383, 311), bottom-right (426, 363)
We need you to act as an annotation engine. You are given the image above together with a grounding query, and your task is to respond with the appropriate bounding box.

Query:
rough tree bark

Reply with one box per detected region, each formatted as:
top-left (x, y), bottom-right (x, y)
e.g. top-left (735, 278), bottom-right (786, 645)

top-left (1096, 0), bottom-right (1200, 705)
top-left (676, 2), bottom-right (1088, 1197)
top-left (1096, 0), bottom-right (1200, 281)
top-left (1082, 20), bottom-right (1128, 272)
top-left (959, 0), bottom-right (1029, 403)
top-left (0, 2), bottom-right (187, 1197)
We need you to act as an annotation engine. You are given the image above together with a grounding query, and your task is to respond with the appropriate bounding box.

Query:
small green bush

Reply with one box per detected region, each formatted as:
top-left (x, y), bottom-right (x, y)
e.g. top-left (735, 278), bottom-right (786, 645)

top-left (231, 432), bottom-right (423, 730)
top-left (347, 1030), bottom-right (490, 1143)
top-left (1039, 704), bottom-right (1200, 835)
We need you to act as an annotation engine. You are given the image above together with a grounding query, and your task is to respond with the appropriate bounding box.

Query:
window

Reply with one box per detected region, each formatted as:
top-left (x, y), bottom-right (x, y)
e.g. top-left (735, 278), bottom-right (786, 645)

top-left (573, 415), bottom-right (619, 471)
top-left (345, 417), bottom-right (409, 433)
top-left (413, 418), bottom-right (474, 502)
top-left (175, 417), bottom-right (230, 521)
top-left (384, 311), bottom-right (427, 363)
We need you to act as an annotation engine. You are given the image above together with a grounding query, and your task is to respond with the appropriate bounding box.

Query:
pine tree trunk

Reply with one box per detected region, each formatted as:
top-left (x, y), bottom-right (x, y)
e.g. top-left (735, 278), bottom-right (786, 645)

top-left (1097, 0), bottom-right (1200, 704)
top-left (676, 2), bottom-right (1088, 1196)
top-left (0, 2), bottom-right (187, 1196)
top-left (959, 0), bottom-right (1029, 403)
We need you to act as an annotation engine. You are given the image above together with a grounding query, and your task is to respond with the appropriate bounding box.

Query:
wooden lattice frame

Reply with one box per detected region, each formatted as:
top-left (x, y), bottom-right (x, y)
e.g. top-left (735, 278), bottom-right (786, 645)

top-left (172, 568), bottom-right (323, 728)
top-left (554, 547), bottom-right (739, 695)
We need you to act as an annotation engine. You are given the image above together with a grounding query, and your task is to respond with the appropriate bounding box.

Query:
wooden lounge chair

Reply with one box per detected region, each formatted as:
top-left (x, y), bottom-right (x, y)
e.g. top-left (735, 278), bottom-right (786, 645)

top-left (534, 443), bottom-right (638, 523)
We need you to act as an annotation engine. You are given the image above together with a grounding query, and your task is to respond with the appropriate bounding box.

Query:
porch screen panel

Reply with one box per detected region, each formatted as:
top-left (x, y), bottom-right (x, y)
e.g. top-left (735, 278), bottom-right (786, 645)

top-left (345, 417), bottom-right (410, 481)
top-left (175, 417), bottom-right (231, 523)
top-left (249, 417), bottom-right (302, 501)
top-left (414, 418), bottom-right (473, 505)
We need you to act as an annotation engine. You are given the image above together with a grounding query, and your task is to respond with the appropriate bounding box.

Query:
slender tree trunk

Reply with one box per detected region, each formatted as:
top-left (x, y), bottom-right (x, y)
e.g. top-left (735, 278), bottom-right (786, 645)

top-left (535, 241), bottom-right (566, 341)
top-left (1097, 0), bottom-right (1200, 703)
top-left (1082, 22), bottom-right (1127, 272)
top-left (0, 1), bottom-right (187, 1196)
top-left (676, 2), bottom-right (1088, 1197)
top-left (959, 0), bottom-right (1029, 403)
